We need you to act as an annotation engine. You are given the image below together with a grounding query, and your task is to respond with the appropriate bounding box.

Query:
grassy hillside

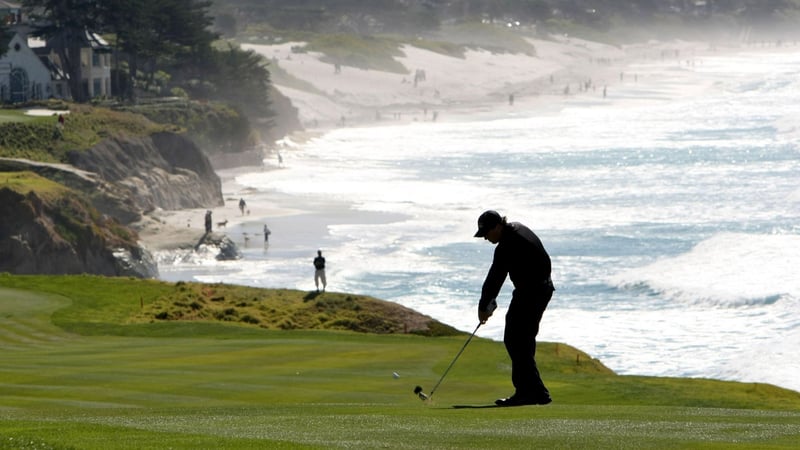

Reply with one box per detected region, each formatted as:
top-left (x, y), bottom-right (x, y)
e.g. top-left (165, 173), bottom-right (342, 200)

top-left (0, 101), bottom-right (254, 164)
top-left (1, 274), bottom-right (799, 449)
top-left (1, 170), bottom-right (71, 199)
top-left (0, 104), bottom-right (168, 163)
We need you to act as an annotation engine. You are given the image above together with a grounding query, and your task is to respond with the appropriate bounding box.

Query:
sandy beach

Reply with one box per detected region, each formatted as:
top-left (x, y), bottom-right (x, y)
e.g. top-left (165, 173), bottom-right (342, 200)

top-left (137, 35), bottom-right (715, 251)
top-left (242, 35), bottom-right (710, 129)
top-left (134, 165), bottom-right (301, 250)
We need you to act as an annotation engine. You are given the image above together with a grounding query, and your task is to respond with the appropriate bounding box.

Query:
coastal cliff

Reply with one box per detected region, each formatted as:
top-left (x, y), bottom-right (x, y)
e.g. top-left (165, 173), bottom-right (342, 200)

top-left (0, 131), bottom-right (226, 278)
top-left (0, 173), bottom-right (157, 277)
top-left (67, 132), bottom-right (224, 213)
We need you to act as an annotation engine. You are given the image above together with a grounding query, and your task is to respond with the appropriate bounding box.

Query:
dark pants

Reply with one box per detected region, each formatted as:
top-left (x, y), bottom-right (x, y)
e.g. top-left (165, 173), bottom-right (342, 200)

top-left (503, 285), bottom-right (553, 398)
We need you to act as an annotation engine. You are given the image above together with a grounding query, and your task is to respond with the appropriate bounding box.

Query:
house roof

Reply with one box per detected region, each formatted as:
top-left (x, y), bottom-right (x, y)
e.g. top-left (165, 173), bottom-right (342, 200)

top-left (25, 28), bottom-right (112, 54)
top-left (39, 54), bottom-right (68, 81)
top-left (0, 1), bottom-right (21, 10)
top-left (86, 31), bottom-right (111, 52)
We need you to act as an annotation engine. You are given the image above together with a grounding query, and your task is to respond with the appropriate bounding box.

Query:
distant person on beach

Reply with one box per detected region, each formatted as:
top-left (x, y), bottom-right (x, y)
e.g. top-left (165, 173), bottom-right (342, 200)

top-left (473, 210), bottom-right (555, 407)
top-left (204, 210), bottom-right (212, 234)
top-left (508, 93), bottom-right (514, 105)
top-left (239, 198), bottom-right (246, 215)
top-left (313, 250), bottom-right (327, 292)
top-left (263, 224), bottom-right (271, 243)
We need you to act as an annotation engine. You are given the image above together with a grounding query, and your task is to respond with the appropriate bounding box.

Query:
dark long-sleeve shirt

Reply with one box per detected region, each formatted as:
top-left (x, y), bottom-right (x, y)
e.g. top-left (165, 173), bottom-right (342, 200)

top-left (479, 222), bottom-right (551, 311)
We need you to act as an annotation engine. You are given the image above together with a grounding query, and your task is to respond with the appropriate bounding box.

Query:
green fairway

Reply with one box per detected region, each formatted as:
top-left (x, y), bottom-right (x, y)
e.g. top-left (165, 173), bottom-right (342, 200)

top-left (1, 275), bottom-right (799, 449)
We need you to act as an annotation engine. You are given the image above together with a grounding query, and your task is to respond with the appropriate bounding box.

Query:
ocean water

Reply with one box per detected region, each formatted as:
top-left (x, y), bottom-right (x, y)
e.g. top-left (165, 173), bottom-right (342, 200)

top-left (158, 48), bottom-right (800, 393)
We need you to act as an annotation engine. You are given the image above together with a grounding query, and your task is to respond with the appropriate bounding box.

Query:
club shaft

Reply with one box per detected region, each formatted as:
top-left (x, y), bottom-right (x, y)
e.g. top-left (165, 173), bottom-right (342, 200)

top-left (428, 322), bottom-right (481, 399)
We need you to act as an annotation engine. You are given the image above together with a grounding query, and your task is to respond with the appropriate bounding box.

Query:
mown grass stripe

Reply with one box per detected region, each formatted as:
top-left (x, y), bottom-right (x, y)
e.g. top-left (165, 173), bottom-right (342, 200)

top-left (0, 318), bottom-right (72, 346)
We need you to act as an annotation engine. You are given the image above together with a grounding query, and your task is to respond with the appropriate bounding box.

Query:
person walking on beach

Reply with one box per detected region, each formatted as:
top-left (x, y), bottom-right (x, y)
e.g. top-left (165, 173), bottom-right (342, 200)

top-left (313, 250), bottom-right (327, 292)
top-left (473, 210), bottom-right (555, 407)
top-left (204, 210), bottom-right (212, 234)
top-left (263, 224), bottom-right (271, 243)
top-left (238, 198), bottom-right (246, 215)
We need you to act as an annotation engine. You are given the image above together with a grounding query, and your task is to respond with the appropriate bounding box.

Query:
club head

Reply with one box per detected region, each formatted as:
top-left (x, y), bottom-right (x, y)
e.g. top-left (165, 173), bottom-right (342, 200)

top-left (413, 385), bottom-right (429, 401)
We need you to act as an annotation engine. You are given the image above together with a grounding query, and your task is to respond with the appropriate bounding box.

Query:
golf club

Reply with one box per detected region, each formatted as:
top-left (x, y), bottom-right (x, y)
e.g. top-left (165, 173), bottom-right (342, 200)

top-left (414, 322), bottom-right (482, 402)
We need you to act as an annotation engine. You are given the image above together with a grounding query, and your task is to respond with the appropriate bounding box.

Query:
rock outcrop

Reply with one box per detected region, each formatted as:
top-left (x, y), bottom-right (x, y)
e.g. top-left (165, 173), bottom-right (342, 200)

top-left (195, 233), bottom-right (243, 261)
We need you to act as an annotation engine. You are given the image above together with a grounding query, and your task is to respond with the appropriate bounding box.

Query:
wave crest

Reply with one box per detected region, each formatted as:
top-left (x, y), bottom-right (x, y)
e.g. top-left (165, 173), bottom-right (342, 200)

top-left (610, 233), bottom-right (800, 307)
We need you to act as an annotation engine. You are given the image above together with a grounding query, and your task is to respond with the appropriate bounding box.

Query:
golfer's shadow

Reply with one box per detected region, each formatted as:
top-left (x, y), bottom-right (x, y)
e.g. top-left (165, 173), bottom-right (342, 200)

top-left (303, 291), bottom-right (322, 301)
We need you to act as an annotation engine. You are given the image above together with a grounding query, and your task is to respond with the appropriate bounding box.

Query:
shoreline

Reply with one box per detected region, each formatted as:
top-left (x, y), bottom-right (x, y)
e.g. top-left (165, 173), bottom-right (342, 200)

top-left (134, 165), bottom-right (303, 251)
top-left (136, 36), bottom-right (793, 252)
top-left (135, 36), bottom-right (679, 250)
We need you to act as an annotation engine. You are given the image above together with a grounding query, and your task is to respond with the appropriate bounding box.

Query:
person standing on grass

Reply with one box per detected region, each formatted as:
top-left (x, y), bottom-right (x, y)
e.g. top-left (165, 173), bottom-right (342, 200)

top-left (313, 250), bottom-right (327, 292)
top-left (474, 210), bottom-right (555, 407)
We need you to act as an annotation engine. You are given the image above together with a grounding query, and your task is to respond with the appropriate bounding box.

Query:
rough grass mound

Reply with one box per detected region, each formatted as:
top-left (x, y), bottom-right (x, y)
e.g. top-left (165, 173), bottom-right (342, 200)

top-left (134, 281), bottom-right (461, 336)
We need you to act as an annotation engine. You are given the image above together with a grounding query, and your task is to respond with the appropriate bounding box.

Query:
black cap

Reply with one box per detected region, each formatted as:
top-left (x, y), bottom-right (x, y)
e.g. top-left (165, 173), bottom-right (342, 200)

top-left (474, 210), bottom-right (502, 237)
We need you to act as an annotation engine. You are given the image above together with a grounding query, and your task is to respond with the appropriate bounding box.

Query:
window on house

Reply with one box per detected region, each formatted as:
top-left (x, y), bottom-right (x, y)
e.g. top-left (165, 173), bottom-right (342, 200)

top-left (92, 52), bottom-right (100, 67)
top-left (93, 79), bottom-right (102, 96)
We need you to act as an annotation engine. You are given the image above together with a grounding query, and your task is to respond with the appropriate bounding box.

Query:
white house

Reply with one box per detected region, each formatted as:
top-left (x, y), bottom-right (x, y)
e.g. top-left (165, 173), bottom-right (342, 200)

top-left (0, 33), bottom-right (58, 102)
top-left (29, 31), bottom-right (113, 99)
top-left (1, 0), bottom-right (112, 103)
top-left (84, 32), bottom-right (112, 98)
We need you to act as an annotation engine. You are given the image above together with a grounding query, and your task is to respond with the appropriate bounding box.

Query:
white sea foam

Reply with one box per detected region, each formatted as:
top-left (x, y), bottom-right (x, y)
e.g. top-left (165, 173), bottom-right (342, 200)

top-left (610, 233), bottom-right (800, 307)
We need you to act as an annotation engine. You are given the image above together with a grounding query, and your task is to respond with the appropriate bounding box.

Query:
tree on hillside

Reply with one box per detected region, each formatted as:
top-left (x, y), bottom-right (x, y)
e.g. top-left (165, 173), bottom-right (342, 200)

top-left (179, 43), bottom-right (272, 117)
top-left (504, 0), bottom-right (553, 23)
top-left (0, 21), bottom-right (9, 58)
top-left (23, 0), bottom-right (103, 102)
top-left (219, 0), bottom-right (800, 32)
top-left (738, 0), bottom-right (794, 23)
top-left (98, 0), bottom-right (154, 101)
top-left (99, 0), bottom-right (217, 101)
top-left (214, 11), bottom-right (237, 37)
top-left (0, 13), bottom-right (13, 58)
